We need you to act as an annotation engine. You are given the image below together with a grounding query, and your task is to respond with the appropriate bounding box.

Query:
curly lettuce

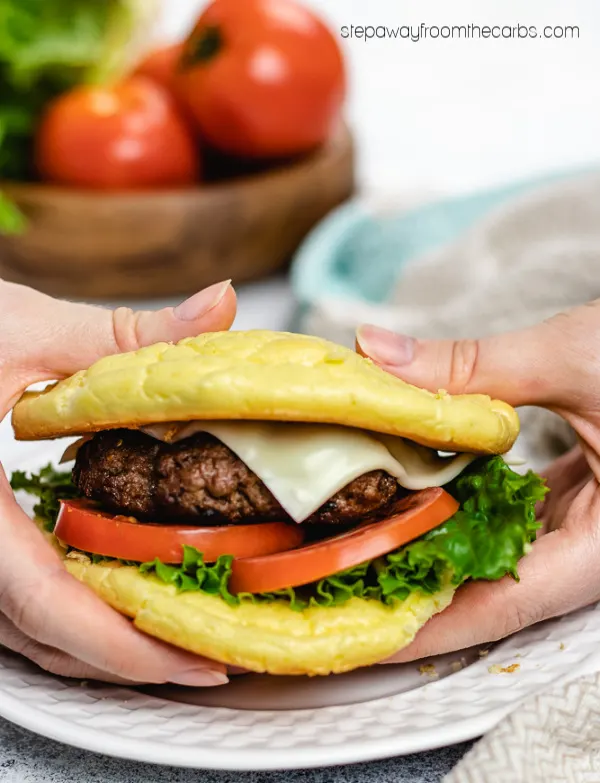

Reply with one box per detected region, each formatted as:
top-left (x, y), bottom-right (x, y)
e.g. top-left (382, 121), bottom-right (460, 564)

top-left (12, 456), bottom-right (547, 610)
top-left (0, 0), bottom-right (158, 232)
top-left (138, 457), bottom-right (547, 609)
top-left (10, 463), bottom-right (80, 531)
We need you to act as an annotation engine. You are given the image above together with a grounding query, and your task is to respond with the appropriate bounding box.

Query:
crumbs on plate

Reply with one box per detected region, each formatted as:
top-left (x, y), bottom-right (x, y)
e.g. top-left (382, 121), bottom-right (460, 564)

top-left (488, 663), bottom-right (520, 675)
top-left (419, 664), bottom-right (438, 678)
top-left (450, 656), bottom-right (468, 673)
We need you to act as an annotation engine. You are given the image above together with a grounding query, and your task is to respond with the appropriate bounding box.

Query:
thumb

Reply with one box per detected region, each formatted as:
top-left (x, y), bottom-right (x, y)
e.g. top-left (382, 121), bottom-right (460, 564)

top-left (356, 321), bottom-right (564, 408)
top-left (1, 279), bottom-right (236, 382)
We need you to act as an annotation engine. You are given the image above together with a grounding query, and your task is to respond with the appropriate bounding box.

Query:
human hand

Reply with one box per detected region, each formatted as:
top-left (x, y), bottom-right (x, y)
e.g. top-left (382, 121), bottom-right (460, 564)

top-left (0, 279), bottom-right (236, 685)
top-left (356, 303), bottom-right (600, 661)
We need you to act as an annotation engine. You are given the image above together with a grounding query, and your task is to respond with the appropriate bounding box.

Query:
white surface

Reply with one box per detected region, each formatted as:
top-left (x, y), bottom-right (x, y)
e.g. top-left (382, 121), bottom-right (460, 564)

top-left (158, 0), bottom-right (600, 197)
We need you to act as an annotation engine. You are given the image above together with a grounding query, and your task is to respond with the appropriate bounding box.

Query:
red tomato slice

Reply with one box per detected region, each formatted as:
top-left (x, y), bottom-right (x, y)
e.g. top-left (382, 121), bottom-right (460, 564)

top-left (55, 500), bottom-right (304, 564)
top-left (229, 488), bottom-right (459, 595)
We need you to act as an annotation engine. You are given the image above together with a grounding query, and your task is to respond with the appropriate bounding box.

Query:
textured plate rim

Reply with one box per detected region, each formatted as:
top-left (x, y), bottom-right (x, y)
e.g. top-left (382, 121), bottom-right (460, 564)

top-left (0, 683), bottom-right (503, 770)
top-left (2, 605), bottom-right (600, 772)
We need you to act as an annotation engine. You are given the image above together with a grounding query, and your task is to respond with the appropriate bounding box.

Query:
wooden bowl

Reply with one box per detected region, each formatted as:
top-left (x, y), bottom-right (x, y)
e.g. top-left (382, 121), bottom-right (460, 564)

top-left (0, 127), bottom-right (354, 300)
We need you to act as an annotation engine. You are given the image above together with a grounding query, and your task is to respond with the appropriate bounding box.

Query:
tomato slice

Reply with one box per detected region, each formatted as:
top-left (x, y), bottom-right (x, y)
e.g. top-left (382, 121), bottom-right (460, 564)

top-left (55, 500), bottom-right (305, 564)
top-left (228, 488), bottom-right (459, 595)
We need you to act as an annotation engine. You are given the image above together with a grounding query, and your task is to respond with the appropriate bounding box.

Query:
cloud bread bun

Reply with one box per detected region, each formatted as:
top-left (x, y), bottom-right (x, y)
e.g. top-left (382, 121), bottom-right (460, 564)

top-left (62, 548), bottom-right (455, 675)
top-left (13, 330), bottom-right (519, 454)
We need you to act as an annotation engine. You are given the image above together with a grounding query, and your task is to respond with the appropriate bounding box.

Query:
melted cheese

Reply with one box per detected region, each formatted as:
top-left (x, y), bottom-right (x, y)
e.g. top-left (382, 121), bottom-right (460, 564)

top-left (60, 422), bottom-right (479, 523)
top-left (137, 421), bottom-right (476, 523)
top-left (60, 435), bottom-right (93, 464)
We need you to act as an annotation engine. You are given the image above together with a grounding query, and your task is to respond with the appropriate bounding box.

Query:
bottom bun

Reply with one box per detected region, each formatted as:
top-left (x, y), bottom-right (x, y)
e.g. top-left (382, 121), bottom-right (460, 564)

top-left (62, 545), bottom-right (455, 676)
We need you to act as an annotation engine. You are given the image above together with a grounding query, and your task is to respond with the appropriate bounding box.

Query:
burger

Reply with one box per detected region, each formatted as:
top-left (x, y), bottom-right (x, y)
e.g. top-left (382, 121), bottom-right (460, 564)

top-left (10, 330), bottom-right (547, 676)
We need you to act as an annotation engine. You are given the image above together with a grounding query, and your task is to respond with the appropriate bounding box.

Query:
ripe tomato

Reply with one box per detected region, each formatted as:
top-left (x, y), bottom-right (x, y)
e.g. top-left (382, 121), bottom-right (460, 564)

top-left (35, 77), bottom-right (199, 189)
top-left (229, 489), bottom-right (459, 594)
top-left (55, 500), bottom-right (305, 564)
top-left (175, 0), bottom-right (346, 159)
top-left (132, 43), bottom-right (184, 91)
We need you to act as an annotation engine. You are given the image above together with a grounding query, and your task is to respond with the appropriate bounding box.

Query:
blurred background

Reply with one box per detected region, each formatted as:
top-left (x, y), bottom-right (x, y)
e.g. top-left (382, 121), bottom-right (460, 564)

top-left (162, 0), bottom-right (600, 195)
top-left (1, 0), bottom-right (600, 337)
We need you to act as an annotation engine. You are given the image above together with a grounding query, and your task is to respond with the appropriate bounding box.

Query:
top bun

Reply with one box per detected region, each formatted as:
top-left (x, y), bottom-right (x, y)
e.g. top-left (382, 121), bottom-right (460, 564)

top-left (12, 330), bottom-right (519, 454)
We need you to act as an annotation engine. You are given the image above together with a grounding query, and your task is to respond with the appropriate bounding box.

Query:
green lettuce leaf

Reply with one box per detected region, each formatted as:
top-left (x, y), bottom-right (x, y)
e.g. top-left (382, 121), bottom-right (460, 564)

top-left (139, 457), bottom-right (548, 609)
top-left (11, 456), bottom-right (548, 609)
top-left (140, 546), bottom-right (238, 606)
top-left (0, 192), bottom-right (26, 234)
top-left (0, 0), bottom-right (158, 232)
top-left (10, 464), bottom-right (79, 531)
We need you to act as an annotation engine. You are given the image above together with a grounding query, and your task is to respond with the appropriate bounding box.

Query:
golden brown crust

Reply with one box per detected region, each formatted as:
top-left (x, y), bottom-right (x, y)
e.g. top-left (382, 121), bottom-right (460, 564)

top-left (12, 330), bottom-right (519, 454)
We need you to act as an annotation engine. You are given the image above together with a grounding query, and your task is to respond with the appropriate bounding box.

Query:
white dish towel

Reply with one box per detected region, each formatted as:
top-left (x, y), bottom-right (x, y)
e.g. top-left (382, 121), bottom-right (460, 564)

top-left (446, 672), bottom-right (600, 782)
top-left (302, 172), bottom-right (600, 469)
top-left (301, 172), bottom-right (600, 780)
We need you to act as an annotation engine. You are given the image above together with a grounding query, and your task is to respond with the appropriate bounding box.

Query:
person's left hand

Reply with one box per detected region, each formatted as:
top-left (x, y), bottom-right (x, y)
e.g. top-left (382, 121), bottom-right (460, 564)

top-left (0, 279), bottom-right (236, 686)
top-left (356, 311), bottom-right (600, 663)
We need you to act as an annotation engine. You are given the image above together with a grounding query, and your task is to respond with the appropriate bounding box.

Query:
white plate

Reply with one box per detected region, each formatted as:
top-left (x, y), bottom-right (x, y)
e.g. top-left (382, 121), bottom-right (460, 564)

top-left (2, 442), bottom-right (600, 770)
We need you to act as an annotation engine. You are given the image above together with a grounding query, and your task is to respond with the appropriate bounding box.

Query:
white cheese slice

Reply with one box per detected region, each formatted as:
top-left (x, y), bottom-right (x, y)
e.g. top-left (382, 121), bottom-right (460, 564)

top-left (59, 435), bottom-right (93, 464)
top-left (138, 421), bottom-right (476, 523)
top-left (59, 421), bottom-right (477, 523)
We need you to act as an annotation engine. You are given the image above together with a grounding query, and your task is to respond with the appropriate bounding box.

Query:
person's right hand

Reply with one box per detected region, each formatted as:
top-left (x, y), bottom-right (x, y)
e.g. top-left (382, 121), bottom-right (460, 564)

top-left (0, 280), bottom-right (235, 686)
top-left (356, 301), bottom-right (600, 661)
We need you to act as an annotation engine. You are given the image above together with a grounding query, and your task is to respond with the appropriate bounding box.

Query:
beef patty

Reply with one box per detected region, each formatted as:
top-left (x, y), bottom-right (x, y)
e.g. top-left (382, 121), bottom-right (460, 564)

top-left (73, 429), bottom-right (399, 526)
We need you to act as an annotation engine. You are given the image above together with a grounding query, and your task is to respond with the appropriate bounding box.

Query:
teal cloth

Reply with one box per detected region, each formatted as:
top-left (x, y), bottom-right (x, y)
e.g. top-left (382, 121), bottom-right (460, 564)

top-left (290, 168), bottom-right (589, 309)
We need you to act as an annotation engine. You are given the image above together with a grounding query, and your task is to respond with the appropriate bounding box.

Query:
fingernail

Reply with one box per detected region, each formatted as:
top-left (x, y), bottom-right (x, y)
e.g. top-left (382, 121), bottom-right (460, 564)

top-left (356, 324), bottom-right (415, 366)
top-left (173, 280), bottom-right (231, 321)
top-left (170, 669), bottom-right (229, 687)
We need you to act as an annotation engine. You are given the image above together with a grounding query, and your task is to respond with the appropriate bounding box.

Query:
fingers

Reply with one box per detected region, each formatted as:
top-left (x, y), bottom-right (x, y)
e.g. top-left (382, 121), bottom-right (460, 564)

top-left (0, 468), bottom-right (227, 687)
top-left (356, 298), bottom-right (600, 409)
top-left (1, 608), bottom-right (241, 684)
top-left (537, 446), bottom-right (591, 532)
top-left (0, 280), bottom-right (236, 684)
top-left (356, 322), bottom-right (556, 407)
top-left (385, 490), bottom-right (600, 663)
top-left (0, 613), bottom-right (137, 684)
top-left (0, 279), bottom-right (237, 383)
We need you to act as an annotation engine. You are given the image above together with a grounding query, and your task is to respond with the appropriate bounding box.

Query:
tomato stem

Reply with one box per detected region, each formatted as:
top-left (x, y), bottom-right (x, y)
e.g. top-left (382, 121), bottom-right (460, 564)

top-left (182, 25), bottom-right (223, 67)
